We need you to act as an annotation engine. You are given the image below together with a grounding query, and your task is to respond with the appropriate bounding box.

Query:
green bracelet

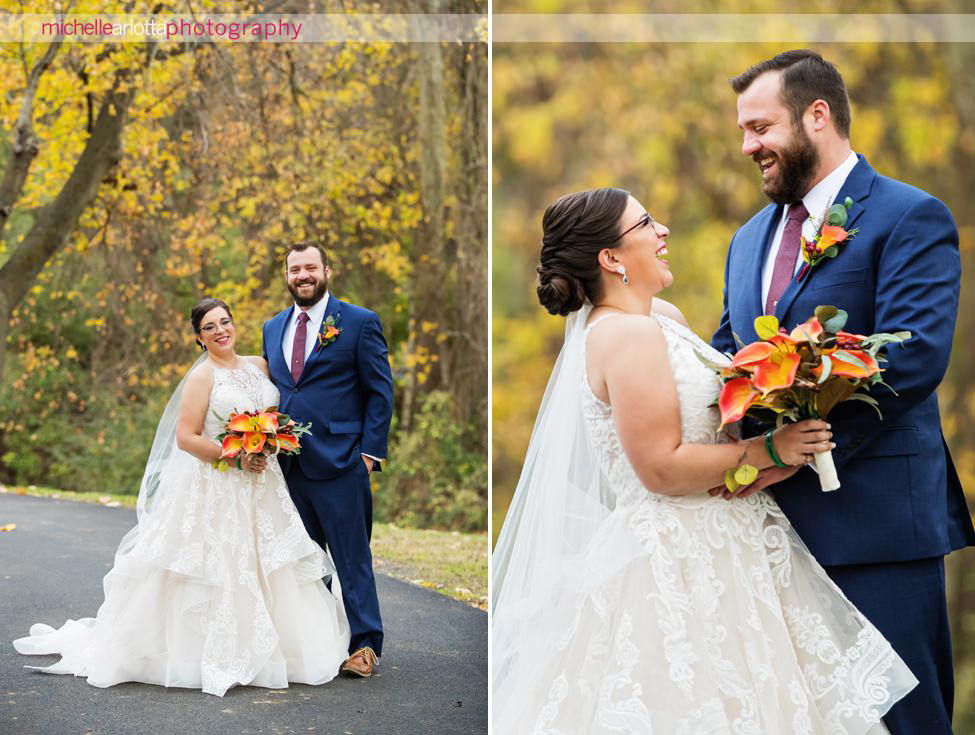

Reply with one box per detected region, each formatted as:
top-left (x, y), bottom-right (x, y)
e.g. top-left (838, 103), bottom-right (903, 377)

top-left (765, 429), bottom-right (788, 468)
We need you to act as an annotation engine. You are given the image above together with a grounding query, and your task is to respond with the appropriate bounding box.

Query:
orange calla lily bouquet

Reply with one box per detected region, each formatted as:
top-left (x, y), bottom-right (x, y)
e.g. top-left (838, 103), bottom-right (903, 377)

top-left (697, 305), bottom-right (910, 493)
top-left (212, 409), bottom-right (312, 472)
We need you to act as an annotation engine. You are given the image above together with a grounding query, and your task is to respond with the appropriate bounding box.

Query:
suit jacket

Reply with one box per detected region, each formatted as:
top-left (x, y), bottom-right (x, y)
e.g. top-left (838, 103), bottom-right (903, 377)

top-left (712, 154), bottom-right (975, 565)
top-left (263, 297), bottom-right (394, 481)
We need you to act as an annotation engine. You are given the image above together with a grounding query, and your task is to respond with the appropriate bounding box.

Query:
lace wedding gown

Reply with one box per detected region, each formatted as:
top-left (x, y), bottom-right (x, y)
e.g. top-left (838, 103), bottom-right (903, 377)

top-left (497, 314), bottom-right (917, 735)
top-left (13, 362), bottom-right (350, 696)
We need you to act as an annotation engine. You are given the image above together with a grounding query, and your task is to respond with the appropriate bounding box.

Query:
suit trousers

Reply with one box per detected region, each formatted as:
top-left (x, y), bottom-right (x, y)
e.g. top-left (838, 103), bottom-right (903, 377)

top-left (823, 557), bottom-right (954, 734)
top-left (285, 460), bottom-right (384, 657)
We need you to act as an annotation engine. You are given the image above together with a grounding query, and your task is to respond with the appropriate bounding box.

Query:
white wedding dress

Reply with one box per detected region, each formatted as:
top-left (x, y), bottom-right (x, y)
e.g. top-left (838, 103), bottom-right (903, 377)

top-left (494, 313), bottom-right (917, 734)
top-left (13, 362), bottom-right (350, 696)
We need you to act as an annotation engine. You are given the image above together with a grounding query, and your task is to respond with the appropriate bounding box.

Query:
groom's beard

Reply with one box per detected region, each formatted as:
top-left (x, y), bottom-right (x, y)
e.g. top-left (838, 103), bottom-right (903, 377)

top-left (760, 125), bottom-right (820, 205)
top-left (288, 277), bottom-right (328, 307)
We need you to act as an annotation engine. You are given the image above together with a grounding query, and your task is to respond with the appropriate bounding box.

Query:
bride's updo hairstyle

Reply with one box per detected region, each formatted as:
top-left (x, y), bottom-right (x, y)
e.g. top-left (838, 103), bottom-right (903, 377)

top-left (537, 187), bottom-right (630, 316)
top-left (191, 298), bottom-right (233, 349)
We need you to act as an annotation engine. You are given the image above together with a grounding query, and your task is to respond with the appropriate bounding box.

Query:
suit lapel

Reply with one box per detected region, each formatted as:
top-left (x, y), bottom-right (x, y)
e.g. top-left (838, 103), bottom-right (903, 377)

top-left (300, 295), bottom-right (343, 379)
top-left (830, 154), bottom-right (873, 233)
top-left (742, 204), bottom-right (782, 326)
top-left (774, 155), bottom-right (875, 325)
top-left (268, 310), bottom-right (295, 388)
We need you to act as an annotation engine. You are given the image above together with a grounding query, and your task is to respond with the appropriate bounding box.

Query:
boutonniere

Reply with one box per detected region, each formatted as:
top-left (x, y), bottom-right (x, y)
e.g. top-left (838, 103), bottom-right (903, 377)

top-left (797, 197), bottom-right (860, 281)
top-left (317, 313), bottom-right (342, 350)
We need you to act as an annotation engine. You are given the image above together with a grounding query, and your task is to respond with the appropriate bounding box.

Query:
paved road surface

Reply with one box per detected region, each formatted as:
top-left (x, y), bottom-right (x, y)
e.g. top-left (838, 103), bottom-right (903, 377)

top-left (0, 493), bottom-right (487, 735)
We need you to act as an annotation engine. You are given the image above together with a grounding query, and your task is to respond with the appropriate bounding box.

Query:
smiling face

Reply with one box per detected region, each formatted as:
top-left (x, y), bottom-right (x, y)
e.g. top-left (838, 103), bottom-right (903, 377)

top-left (737, 71), bottom-right (820, 204)
top-left (286, 247), bottom-right (331, 307)
top-left (197, 306), bottom-right (235, 354)
top-left (610, 196), bottom-right (672, 293)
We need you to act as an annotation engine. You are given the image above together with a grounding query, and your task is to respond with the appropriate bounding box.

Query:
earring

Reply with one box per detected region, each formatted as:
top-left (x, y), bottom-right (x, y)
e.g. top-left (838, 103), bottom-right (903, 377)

top-left (617, 265), bottom-right (629, 285)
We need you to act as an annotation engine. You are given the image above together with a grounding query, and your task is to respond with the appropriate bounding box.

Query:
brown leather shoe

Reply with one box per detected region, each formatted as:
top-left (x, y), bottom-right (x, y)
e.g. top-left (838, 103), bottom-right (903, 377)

top-left (340, 646), bottom-right (379, 678)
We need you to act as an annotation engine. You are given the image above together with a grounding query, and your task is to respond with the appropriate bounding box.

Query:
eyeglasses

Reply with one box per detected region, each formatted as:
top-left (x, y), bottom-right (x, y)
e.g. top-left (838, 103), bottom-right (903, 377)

top-left (618, 212), bottom-right (655, 240)
top-left (200, 317), bottom-right (234, 336)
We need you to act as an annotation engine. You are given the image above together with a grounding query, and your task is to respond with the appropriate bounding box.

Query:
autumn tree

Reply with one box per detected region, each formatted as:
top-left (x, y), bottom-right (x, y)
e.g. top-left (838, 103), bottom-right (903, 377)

top-left (0, 1), bottom-right (488, 532)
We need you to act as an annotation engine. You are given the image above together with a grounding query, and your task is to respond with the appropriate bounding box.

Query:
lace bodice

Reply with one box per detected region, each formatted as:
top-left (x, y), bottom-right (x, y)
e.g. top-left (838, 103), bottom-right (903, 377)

top-left (203, 362), bottom-right (280, 440)
top-left (581, 313), bottom-right (733, 505)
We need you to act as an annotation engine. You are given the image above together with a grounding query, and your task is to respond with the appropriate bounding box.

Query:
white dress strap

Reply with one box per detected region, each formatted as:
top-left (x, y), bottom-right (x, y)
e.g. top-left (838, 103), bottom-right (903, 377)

top-left (583, 311), bottom-right (628, 334)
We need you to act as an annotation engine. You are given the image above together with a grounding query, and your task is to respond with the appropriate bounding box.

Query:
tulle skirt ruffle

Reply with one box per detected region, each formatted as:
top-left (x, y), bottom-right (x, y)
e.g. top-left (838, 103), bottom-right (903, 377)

top-left (14, 460), bottom-right (350, 696)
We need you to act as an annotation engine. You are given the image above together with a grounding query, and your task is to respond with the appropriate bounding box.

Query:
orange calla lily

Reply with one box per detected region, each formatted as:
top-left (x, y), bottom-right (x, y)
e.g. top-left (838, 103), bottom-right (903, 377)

top-left (718, 378), bottom-right (758, 428)
top-left (227, 412), bottom-right (279, 434)
top-left (325, 326), bottom-right (340, 339)
top-left (789, 316), bottom-right (823, 343)
top-left (816, 225), bottom-right (850, 251)
top-left (752, 352), bottom-right (801, 395)
top-left (243, 432), bottom-right (266, 454)
top-left (255, 412), bottom-right (279, 433)
top-left (220, 434), bottom-right (245, 458)
top-left (269, 433), bottom-right (300, 453)
top-left (226, 413), bottom-right (254, 432)
top-left (769, 331), bottom-right (803, 352)
top-left (731, 341), bottom-right (776, 369)
top-left (820, 350), bottom-right (879, 379)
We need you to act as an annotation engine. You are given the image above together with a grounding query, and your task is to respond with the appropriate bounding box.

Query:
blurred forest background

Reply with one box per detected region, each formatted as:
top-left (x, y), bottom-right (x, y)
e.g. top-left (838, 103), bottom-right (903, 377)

top-left (491, 14), bottom-right (975, 732)
top-left (0, 0), bottom-right (487, 532)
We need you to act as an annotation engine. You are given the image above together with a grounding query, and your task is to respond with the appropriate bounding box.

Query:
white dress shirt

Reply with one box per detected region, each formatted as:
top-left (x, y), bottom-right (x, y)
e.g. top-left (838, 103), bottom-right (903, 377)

top-left (280, 292), bottom-right (382, 464)
top-left (281, 292), bottom-right (330, 367)
top-left (761, 150), bottom-right (860, 308)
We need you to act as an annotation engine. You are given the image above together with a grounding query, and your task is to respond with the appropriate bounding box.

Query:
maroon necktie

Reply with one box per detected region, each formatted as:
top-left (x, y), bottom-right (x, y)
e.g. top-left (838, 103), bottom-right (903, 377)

top-left (290, 312), bottom-right (309, 382)
top-left (765, 201), bottom-right (809, 315)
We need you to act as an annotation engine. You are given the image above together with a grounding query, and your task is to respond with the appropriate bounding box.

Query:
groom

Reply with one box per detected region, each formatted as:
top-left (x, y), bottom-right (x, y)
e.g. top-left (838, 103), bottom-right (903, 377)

top-left (262, 241), bottom-right (394, 677)
top-left (711, 50), bottom-right (975, 733)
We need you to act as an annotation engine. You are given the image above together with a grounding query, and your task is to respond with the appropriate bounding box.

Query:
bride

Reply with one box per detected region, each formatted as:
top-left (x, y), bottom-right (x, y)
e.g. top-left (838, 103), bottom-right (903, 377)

top-left (492, 188), bottom-right (918, 734)
top-left (13, 298), bottom-right (350, 696)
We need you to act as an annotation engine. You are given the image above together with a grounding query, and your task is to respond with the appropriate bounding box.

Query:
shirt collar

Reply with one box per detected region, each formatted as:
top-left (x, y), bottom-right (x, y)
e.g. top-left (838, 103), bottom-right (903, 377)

top-left (800, 150), bottom-right (860, 224)
top-left (292, 291), bottom-right (330, 326)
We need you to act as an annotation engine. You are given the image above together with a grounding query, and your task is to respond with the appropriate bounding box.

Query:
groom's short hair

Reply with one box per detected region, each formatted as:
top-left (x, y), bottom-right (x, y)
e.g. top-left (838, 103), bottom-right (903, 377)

top-left (730, 50), bottom-right (851, 140)
top-left (285, 241), bottom-right (330, 268)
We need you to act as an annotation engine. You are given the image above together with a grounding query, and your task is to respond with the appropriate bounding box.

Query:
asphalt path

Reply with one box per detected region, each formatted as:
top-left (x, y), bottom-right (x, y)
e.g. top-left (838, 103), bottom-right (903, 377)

top-left (0, 493), bottom-right (487, 735)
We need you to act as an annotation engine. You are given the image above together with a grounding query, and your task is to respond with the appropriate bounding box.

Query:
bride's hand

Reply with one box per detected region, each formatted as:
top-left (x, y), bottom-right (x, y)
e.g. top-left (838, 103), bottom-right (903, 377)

top-left (770, 420), bottom-right (834, 466)
top-left (709, 465), bottom-right (800, 500)
top-left (241, 454), bottom-right (267, 473)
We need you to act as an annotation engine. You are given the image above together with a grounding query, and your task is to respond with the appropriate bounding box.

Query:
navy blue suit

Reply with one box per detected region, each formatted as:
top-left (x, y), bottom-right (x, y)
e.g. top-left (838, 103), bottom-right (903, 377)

top-left (263, 296), bottom-right (394, 657)
top-left (712, 155), bottom-right (975, 733)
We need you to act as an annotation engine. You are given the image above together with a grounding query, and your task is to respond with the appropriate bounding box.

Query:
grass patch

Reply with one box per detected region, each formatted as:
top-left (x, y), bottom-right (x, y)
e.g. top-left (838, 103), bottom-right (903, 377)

top-left (956, 661), bottom-right (975, 735)
top-left (371, 523), bottom-right (488, 610)
top-left (0, 483), bottom-right (136, 508)
top-left (1, 484), bottom-right (487, 609)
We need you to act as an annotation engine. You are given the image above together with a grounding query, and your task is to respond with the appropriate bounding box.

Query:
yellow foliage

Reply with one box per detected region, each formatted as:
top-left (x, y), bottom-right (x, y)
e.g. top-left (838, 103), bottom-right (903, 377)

top-left (492, 38), bottom-right (974, 546)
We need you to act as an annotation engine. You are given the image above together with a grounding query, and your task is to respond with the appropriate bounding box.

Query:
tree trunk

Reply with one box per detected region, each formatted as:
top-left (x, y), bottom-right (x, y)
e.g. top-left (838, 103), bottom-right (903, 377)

top-left (0, 80), bottom-right (135, 386)
top-left (402, 7), bottom-right (447, 430)
top-left (0, 41), bottom-right (62, 236)
top-left (451, 39), bottom-right (488, 436)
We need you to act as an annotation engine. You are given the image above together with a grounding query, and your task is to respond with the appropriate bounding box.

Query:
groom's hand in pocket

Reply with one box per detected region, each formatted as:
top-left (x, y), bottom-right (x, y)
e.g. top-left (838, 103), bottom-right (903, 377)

top-left (361, 455), bottom-right (374, 473)
top-left (708, 465), bottom-right (800, 500)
